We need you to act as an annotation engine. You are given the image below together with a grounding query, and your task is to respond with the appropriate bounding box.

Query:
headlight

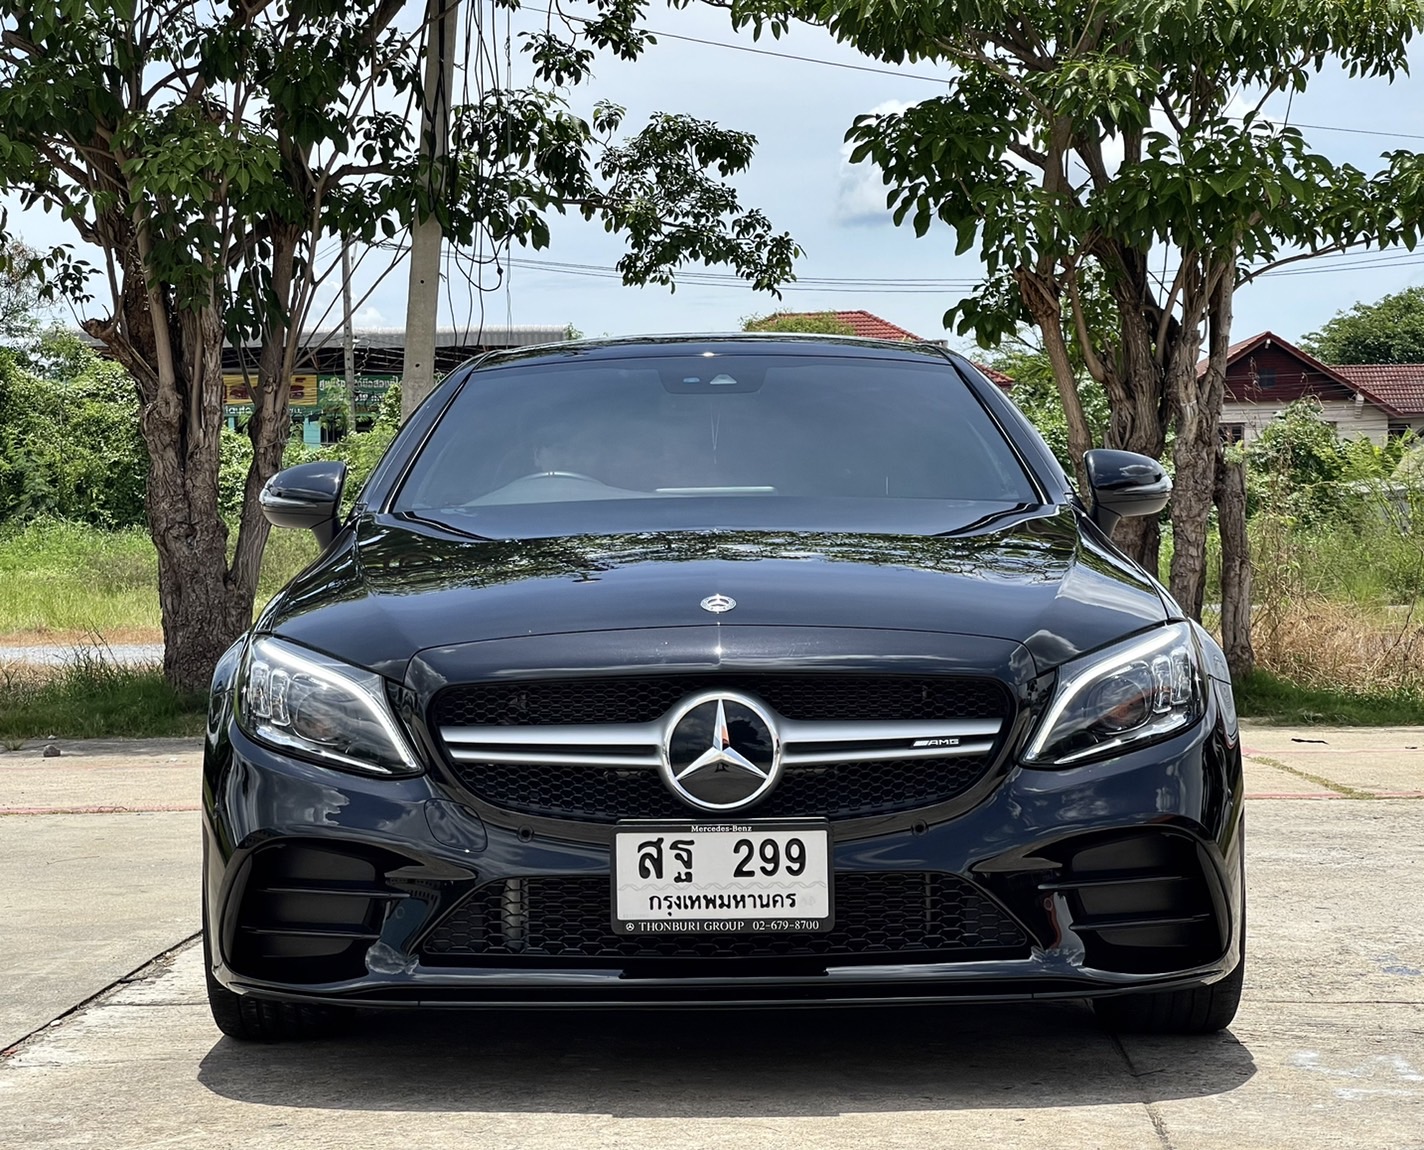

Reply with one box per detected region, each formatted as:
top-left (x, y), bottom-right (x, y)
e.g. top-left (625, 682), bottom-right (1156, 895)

top-left (1023, 622), bottom-right (1204, 766)
top-left (236, 636), bottom-right (422, 777)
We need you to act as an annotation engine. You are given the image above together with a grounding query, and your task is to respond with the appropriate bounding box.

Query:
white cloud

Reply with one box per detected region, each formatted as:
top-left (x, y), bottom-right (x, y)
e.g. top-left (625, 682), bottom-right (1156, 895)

top-left (833, 99), bottom-right (914, 227)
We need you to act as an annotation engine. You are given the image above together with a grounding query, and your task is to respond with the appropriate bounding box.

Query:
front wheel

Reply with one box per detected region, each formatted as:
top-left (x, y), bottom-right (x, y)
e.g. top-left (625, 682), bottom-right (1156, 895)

top-left (1091, 953), bottom-right (1244, 1034)
top-left (202, 904), bottom-right (347, 1042)
top-left (1093, 885), bottom-right (1245, 1035)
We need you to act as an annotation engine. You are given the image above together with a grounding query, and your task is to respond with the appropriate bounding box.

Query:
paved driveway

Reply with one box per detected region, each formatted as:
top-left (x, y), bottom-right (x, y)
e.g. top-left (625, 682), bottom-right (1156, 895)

top-left (1, 727), bottom-right (1420, 1149)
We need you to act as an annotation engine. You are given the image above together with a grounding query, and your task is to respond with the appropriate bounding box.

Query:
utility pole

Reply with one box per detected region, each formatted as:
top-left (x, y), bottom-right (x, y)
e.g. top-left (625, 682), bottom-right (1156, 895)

top-left (341, 237), bottom-right (357, 435)
top-left (401, 0), bottom-right (460, 423)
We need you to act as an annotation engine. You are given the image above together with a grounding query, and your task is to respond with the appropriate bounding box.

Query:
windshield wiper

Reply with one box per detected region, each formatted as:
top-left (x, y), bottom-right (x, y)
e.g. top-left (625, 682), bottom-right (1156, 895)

top-left (933, 503), bottom-right (1043, 537)
top-left (392, 510), bottom-right (493, 541)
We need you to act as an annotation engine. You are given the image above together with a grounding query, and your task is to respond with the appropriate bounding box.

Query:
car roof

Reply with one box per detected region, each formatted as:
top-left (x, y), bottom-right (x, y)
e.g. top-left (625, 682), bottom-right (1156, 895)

top-left (471, 332), bottom-right (960, 369)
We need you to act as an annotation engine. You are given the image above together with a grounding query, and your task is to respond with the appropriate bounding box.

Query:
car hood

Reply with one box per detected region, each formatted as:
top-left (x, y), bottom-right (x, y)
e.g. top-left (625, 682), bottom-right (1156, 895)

top-left (260, 507), bottom-right (1170, 678)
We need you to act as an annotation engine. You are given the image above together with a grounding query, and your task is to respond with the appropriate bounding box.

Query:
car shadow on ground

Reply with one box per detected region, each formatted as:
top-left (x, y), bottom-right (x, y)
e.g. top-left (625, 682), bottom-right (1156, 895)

top-left (196, 1001), bottom-right (1256, 1117)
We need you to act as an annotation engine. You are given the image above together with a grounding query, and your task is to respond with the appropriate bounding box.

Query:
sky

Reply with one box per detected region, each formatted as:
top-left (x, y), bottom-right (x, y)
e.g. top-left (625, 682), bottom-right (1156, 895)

top-left (10, 3), bottom-right (1424, 357)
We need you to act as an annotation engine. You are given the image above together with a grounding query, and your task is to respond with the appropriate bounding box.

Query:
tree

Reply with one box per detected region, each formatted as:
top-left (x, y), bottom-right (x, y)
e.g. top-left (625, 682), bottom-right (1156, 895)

top-left (0, 329), bottom-right (147, 527)
top-left (728, 0), bottom-right (1424, 677)
top-left (982, 339), bottom-right (1109, 476)
top-left (1301, 286), bottom-right (1424, 364)
top-left (743, 311), bottom-right (856, 335)
top-left (0, 0), bottom-right (797, 691)
top-left (0, 237), bottom-right (45, 343)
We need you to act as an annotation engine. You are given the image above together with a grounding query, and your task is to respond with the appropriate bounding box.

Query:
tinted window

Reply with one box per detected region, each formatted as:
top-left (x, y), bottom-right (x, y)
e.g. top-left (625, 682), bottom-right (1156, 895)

top-left (395, 352), bottom-right (1037, 531)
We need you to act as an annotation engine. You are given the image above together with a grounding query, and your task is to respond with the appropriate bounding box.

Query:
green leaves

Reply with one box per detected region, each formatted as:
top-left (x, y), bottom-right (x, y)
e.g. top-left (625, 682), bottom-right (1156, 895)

top-left (0, 0), bottom-right (799, 344)
top-left (596, 111), bottom-right (798, 293)
top-left (780, 0), bottom-right (1424, 365)
top-left (1301, 286), bottom-right (1424, 364)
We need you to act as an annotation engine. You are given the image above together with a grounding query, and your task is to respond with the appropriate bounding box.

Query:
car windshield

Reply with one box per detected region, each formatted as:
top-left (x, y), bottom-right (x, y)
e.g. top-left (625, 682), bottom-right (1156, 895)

top-left (393, 349), bottom-right (1040, 536)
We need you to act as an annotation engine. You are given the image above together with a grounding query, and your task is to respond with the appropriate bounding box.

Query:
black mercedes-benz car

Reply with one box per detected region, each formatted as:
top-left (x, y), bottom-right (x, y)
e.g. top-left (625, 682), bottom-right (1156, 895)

top-left (202, 335), bottom-right (1244, 1041)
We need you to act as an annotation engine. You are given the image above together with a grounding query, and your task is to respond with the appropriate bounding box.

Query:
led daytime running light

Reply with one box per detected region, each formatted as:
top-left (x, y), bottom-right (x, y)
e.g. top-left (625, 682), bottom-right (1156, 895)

top-left (238, 637), bottom-right (421, 777)
top-left (1024, 623), bottom-right (1203, 766)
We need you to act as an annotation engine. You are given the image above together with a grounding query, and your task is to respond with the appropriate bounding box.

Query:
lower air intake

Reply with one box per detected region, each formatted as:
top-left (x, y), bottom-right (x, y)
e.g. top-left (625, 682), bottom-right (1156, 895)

top-left (421, 872), bottom-right (1029, 964)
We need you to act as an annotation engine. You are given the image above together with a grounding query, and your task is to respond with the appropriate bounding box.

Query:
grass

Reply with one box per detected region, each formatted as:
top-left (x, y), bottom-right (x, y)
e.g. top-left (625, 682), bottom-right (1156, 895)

top-left (0, 518), bottom-right (315, 741)
top-left (1234, 668), bottom-right (1424, 726)
top-left (0, 520), bottom-right (161, 639)
top-left (0, 517), bottom-right (317, 643)
top-left (0, 652), bottom-right (206, 744)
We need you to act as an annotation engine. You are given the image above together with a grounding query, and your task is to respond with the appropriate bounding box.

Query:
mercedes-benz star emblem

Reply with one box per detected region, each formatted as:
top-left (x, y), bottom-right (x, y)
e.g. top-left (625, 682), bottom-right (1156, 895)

top-left (660, 692), bottom-right (782, 812)
top-left (700, 593), bottom-right (736, 614)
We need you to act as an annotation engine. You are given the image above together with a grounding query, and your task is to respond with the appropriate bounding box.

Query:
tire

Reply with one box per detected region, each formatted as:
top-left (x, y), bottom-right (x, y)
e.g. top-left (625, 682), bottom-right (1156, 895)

top-left (1092, 954), bottom-right (1244, 1034)
top-left (203, 903), bottom-right (348, 1042)
top-left (1093, 894), bottom-right (1246, 1035)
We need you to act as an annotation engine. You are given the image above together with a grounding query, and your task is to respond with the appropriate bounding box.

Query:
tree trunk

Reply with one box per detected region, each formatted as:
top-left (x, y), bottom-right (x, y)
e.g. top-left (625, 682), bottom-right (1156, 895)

top-left (1015, 268), bottom-right (1094, 494)
top-left (89, 241), bottom-right (296, 695)
top-left (1214, 451), bottom-right (1254, 679)
top-left (1168, 407), bottom-right (1216, 619)
top-left (1101, 378), bottom-right (1168, 576)
top-left (1167, 259), bottom-right (1231, 621)
top-left (1098, 269), bottom-right (1170, 577)
top-left (135, 306), bottom-right (252, 693)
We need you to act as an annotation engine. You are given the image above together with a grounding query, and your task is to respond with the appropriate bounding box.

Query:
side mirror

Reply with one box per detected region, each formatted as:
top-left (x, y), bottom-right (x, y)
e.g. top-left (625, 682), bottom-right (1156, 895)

top-left (1084, 449), bottom-right (1171, 534)
top-left (259, 461), bottom-right (348, 547)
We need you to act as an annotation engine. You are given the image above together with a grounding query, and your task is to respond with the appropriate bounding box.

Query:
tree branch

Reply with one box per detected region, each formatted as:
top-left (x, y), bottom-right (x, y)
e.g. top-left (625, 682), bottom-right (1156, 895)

top-left (1154, 257), bottom-right (1190, 353)
top-left (1006, 139), bottom-right (1048, 169)
top-left (1238, 239), bottom-right (1357, 285)
top-left (1155, 91), bottom-right (1186, 138)
top-left (1066, 264), bottom-right (1107, 383)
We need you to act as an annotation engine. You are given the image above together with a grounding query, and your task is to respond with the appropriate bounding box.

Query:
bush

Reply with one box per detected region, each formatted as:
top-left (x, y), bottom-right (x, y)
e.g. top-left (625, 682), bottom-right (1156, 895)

top-left (742, 312), bottom-right (856, 336)
top-left (216, 382), bottom-right (399, 516)
top-left (0, 334), bottom-right (146, 527)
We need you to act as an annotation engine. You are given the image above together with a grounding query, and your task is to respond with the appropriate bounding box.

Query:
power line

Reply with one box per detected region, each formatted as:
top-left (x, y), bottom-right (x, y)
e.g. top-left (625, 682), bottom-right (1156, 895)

top-left (1288, 121), bottom-right (1424, 143)
top-left (524, 4), bottom-right (947, 84)
top-left (502, 255), bottom-right (979, 287)
top-left (525, 5), bottom-right (1424, 145)
top-left (501, 255), bottom-right (983, 291)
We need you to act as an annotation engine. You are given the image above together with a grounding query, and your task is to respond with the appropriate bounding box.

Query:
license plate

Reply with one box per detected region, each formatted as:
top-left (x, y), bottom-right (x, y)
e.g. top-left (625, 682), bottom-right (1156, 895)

top-left (612, 820), bottom-right (832, 934)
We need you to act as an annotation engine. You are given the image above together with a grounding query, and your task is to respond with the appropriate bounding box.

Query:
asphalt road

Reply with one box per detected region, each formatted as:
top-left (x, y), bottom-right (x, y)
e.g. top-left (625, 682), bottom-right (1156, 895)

top-left (1, 727), bottom-right (1421, 1149)
top-left (0, 644), bottom-right (163, 668)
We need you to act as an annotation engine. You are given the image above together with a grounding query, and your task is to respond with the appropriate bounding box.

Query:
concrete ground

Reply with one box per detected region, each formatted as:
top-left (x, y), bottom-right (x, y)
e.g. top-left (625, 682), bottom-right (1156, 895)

top-left (0, 724), bottom-right (1420, 1148)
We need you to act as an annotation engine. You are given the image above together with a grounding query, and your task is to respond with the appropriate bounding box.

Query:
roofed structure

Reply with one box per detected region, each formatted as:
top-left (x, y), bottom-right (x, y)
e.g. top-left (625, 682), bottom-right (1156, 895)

top-left (765, 310), bottom-right (1013, 390)
top-left (1330, 364), bottom-right (1424, 418)
top-left (1203, 330), bottom-right (1424, 444)
top-left (224, 325), bottom-right (568, 376)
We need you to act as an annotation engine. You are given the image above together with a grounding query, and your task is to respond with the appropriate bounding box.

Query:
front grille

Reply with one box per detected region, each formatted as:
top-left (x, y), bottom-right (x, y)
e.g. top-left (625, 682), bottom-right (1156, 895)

top-left (421, 873), bottom-right (1029, 963)
top-left (432, 675), bottom-right (1009, 727)
top-left (449, 755), bottom-right (995, 822)
top-left (431, 674), bottom-right (1011, 822)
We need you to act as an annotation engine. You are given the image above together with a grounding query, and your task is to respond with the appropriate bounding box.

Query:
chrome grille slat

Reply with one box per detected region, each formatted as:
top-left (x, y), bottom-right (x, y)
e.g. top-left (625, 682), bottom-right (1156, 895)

top-left (778, 717), bottom-right (1003, 744)
top-left (782, 740), bottom-right (997, 766)
top-left (440, 716), bottom-right (1004, 768)
top-left (441, 723), bottom-right (660, 747)
top-left (444, 748), bottom-right (663, 767)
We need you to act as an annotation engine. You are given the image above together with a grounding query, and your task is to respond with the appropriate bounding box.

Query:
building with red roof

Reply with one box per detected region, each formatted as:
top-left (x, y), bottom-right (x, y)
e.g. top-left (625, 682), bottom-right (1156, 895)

top-left (1203, 330), bottom-right (1424, 444)
top-left (765, 310), bottom-right (1014, 390)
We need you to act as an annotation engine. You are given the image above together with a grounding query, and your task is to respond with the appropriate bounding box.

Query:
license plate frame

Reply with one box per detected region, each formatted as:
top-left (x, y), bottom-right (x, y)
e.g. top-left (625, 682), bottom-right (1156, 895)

top-left (611, 819), bottom-right (833, 935)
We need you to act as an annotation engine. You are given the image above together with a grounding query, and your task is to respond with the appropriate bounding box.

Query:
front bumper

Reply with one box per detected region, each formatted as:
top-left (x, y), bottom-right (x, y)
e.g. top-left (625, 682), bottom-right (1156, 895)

top-left (202, 696), bottom-right (1245, 1009)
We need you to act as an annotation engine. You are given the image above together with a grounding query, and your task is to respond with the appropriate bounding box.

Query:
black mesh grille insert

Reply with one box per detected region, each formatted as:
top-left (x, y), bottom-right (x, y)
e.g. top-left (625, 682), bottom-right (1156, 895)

top-left (421, 873), bottom-right (1029, 962)
top-left (431, 675), bottom-right (1010, 727)
top-left (447, 756), bottom-right (995, 822)
top-left (431, 675), bottom-right (1011, 822)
